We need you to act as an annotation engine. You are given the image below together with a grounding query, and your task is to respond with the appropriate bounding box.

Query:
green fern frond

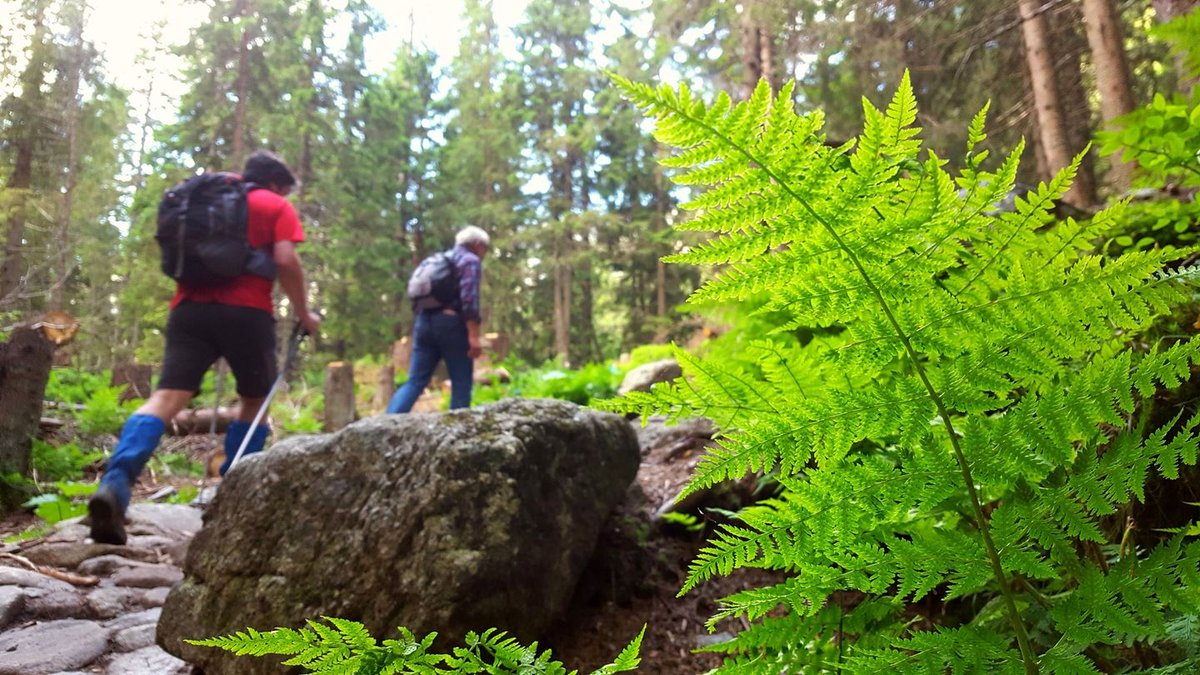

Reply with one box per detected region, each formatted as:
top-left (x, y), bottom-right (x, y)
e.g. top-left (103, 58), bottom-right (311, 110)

top-left (611, 71), bottom-right (1200, 673)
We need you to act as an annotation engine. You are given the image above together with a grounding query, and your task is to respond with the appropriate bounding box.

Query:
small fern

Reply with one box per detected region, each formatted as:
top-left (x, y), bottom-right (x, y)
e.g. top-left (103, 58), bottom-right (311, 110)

top-left (187, 619), bottom-right (645, 675)
top-left (603, 71), bottom-right (1200, 673)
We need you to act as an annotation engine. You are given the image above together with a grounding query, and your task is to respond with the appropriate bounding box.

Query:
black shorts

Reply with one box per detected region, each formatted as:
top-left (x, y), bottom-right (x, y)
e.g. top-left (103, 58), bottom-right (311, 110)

top-left (157, 302), bottom-right (277, 398)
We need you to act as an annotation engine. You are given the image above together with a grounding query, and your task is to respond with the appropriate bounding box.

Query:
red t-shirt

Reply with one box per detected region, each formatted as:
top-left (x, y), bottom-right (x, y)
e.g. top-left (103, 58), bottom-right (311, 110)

top-left (170, 188), bottom-right (305, 313)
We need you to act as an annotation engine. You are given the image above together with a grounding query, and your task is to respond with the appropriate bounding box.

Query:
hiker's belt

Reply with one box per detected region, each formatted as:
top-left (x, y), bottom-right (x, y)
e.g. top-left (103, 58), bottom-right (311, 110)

top-left (422, 307), bottom-right (459, 316)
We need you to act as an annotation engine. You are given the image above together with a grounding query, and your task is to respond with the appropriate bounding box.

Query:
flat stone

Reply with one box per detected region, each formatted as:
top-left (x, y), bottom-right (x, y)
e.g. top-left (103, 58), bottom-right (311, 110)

top-left (78, 555), bottom-right (151, 577)
top-left (126, 504), bottom-right (203, 538)
top-left (101, 607), bottom-right (160, 632)
top-left (162, 539), bottom-right (191, 566)
top-left (0, 586), bottom-right (24, 628)
top-left (42, 520), bottom-right (90, 543)
top-left (141, 586), bottom-right (170, 607)
top-left (22, 542), bottom-right (156, 569)
top-left (102, 645), bottom-right (191, 675)
top-left (87, 587), bottom-right (142, 619)
top-left (113, 623), bottom-right (156, 652)
top-left (21, 589), bottom-right (90, 620)
top-left (110, 564), bottom-right (183, 589)
top-left (125, 535), bottom-right (177, 551)
top-left (0, 566), bottom-right (76, 593)
top-left (0, 619), bottom-right (108, 675)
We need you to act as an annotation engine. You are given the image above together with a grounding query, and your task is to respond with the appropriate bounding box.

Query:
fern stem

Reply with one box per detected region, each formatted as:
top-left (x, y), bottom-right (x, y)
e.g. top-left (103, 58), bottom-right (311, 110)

top-left (841, 240), bottom-right (1042, 675)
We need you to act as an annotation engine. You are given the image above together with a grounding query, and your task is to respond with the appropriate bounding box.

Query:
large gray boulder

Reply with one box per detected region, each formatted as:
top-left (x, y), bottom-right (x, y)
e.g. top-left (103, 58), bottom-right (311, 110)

top-left (157, 398), bottom-right (640, 674)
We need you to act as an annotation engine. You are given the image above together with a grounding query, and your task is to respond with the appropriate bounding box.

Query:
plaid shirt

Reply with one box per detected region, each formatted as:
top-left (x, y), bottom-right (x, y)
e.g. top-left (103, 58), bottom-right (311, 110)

top-left (450, 244), bottom-right (483, 324)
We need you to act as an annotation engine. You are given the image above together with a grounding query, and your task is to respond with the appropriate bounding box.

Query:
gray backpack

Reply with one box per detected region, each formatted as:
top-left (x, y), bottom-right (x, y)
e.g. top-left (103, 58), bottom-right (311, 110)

top-left (406, 251), bottom-right (459, 311)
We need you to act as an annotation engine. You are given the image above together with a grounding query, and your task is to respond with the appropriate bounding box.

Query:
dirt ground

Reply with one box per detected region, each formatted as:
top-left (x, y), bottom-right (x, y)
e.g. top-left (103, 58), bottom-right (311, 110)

top-left (2, 420), bottom-right (768, 674)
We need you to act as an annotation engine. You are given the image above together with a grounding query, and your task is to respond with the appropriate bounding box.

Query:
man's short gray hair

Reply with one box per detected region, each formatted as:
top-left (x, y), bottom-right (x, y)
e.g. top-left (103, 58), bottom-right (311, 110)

top-left (455, 225), bottom-right (491, 248)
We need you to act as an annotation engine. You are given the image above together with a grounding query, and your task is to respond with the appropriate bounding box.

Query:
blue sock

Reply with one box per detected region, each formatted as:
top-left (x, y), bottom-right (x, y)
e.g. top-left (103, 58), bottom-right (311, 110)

top-left (100, 414), bottom-right (166, 510)
top-left (220, 420), bottom-right (270, 476)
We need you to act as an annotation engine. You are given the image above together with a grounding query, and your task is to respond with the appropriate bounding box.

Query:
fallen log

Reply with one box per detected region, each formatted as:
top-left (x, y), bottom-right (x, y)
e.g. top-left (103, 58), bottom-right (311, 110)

top-left (167, 407), bottom-right (246, 436)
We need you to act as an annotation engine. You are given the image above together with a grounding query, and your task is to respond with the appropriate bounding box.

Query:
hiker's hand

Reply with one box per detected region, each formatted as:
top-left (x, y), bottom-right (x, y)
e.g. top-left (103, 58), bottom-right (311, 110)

top-left (468, 338), bottom-right (483, 360)
top-left (300, 310), bottom-right (322, 336)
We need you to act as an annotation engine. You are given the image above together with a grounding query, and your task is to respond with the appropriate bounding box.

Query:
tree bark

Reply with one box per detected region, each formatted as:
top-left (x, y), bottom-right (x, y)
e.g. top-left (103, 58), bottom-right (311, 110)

top-left (1152, 0), bottom-right (1200, 21)
top-left (0, 326), bottom-right (55, 512)
top-left (231, 0), bottom-right (252, 166)
top-left (53, 6), bottom-right (87, 311)
top-left (1082, 0), bottom-right (1137, 191)
top-left (1050, 6), bottom-right (1099, 207)
top-left (1018, 0), bottom-right (1086, 208)
top-left (1152, 0), bottom-right (1200, 95)
top-left (739, 1), bottom-right (764, 98)
top-left (0, 10), bottom-right (48, 305)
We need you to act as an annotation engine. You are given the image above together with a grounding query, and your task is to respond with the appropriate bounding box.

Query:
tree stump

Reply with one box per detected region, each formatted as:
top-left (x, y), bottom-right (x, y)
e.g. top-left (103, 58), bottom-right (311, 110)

top-left (391, 337), bottom-right (411, 373)
top-left (324, 361), bottom-right (355, 432)
top-left (374, 364), bottom-right (395, 414)
top-left (0, 325), bottom-right (56, 512)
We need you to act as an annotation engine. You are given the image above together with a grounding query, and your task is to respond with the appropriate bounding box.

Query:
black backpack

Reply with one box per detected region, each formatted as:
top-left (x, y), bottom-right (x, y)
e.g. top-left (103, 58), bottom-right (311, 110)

top-left (407, 251), bottom-right (460, 311)
top-left (155, 173), bottom-right (275, 287)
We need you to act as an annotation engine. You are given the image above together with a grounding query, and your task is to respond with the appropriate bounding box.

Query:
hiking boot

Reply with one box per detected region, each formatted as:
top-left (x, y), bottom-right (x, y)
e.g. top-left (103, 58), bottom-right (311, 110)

top-left (88, 484), bottom-right (127, 545)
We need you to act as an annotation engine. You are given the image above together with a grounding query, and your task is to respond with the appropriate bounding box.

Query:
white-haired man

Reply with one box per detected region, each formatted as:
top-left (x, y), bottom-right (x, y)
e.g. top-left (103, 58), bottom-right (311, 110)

top-left (387, 225), bottom-right (489, 412)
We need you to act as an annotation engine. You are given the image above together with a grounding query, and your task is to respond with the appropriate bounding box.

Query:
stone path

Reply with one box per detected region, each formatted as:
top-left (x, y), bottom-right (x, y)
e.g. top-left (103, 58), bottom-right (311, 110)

top-left (0, 503), bottom-right (200, 675)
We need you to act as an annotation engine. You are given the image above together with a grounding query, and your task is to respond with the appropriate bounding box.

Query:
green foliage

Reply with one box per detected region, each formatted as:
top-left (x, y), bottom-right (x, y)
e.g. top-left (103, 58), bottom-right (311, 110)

top-left (626, 344), bottom-right (677, 368)
top-left (1153, 7), bottom-right (1200, 80)
top-left (474, 360), bottom-right (622, 406)
top-left (21, 481), bottom-right (95, 525)
top-left (31, 438), bottom-right (102, 483)
top-left (147, 452), bottom-right (205, 480)
top-left (44, 368), bottom-right (140, 435)
top-left (603, 71), bottom-right (1200, 672)
top-left (1096, 11), bottom-right (1200, 253)
top-left (188, 617), bottom-right (644, 674)
top-left (272, 382), bottom-right (325, 434)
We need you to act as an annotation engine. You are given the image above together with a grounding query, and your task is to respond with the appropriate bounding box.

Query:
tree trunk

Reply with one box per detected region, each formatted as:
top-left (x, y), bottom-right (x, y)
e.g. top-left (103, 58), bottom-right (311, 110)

top-left (0, 11), bottom-right (48, 305)
top-left (1050, 6), bottom-right (1099, 207)
top-left (739, 1), bottom-right (764, 99)
top-left (53, 7), bottom-right (87, 311)
top-left (653, 157), bottom-right (669, 319)
top-left (231, 0), bottom-right (252, 165)
top-left (1152, 0), bottom-right (1200, 21)
top-left (1152, 0), bottom-right (1199, 95)
top-left (0, 326), bottom-right (55, 512)
top-left (1082, 0), bottom-right (1137, 191)
top-left (553, 253), bottom-right (571, 366)
top-left (1018, 0), bottom-right (1086, 208)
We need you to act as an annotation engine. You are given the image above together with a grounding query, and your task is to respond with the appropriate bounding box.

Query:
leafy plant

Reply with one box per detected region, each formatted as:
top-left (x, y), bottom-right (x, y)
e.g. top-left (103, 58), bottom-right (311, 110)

top-left (21, 481), bottom-right (96, 525)
top-left (147, 451), bottom-right (205, 479)
top-left (44, 368), bottom-right (140, 435)
top-left (188, 617), bottom-right (644, 674)
top-left (31, 438), bottom-right (103, 483)
top-left (474, 360), bottom-right (622, 406)
top-left (601, 72), bottom-right (1200, 672)
top-left (1097, 10), bottom-right (1199, 253)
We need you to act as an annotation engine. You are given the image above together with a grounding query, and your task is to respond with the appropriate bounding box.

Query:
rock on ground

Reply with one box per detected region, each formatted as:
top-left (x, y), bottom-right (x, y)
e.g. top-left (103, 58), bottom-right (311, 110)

top-left (158, 398), bottom-right (641, 675)
top-left (0, 503), bottom-right (199, 675)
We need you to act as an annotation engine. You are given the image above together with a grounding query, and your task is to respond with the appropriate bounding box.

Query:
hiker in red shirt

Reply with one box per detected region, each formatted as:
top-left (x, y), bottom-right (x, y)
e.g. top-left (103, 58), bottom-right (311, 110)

top-left (88, 151), bottom-right (321, 545)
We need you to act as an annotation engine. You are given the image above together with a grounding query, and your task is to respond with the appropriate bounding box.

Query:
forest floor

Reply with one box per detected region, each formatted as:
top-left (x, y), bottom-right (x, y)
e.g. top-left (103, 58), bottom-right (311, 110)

top-left (1, 418), bottom-right (769, 674)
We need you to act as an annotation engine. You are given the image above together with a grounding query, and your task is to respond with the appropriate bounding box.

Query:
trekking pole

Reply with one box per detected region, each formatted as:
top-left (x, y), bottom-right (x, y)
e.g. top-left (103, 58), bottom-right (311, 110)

top-left (226, 322), bottom-right (308, 472)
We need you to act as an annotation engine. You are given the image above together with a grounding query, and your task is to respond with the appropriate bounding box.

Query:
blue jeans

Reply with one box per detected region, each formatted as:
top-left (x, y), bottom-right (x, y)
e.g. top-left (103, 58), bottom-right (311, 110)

top-left (387, 312), bottom-right (474, 413)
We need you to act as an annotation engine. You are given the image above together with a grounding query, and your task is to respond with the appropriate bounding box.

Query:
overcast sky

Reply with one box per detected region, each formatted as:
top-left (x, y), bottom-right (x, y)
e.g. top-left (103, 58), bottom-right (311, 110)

top-left (85, 0), bottom-right (531, 92)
